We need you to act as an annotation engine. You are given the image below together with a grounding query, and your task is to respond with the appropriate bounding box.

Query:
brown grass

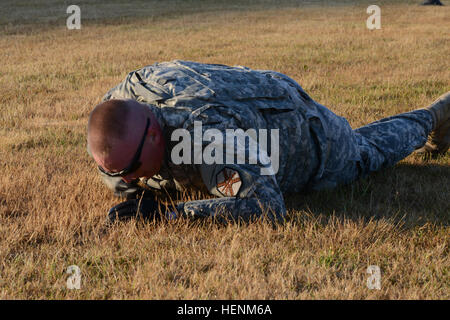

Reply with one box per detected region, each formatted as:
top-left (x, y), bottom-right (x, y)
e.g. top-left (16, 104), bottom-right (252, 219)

top-left (0, 0), bottom-right (448, 299)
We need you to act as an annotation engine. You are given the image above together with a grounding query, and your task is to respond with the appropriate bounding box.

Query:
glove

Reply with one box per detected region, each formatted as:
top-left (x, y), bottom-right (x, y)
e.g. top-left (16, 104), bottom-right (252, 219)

top-left (107, 198), bottom-right (178, 224)
top-left (107, 198), bottom-right (159, 224)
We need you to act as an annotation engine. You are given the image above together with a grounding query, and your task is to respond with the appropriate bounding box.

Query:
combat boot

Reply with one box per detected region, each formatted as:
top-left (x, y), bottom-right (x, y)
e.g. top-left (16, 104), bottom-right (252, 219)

top-left (416, 92), bottom-right (450, 157)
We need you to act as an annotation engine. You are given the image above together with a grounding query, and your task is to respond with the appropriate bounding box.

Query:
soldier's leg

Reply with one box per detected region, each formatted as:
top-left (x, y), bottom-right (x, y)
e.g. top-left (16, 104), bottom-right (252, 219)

top-left (308, 93), bottom-right (448, 190)
top-left (355, 92), bottom-right (450, 172)
top-left (308, 103), bottom-right (364, 190)
top-left (354, 109), bottom-right (434, 175)
top-left (310, 104), bottom-right (437, 191)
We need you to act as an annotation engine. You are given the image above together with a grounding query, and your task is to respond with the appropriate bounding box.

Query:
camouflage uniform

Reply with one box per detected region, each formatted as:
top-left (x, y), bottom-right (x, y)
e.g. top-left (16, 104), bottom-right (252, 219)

top-left (94, 60), bottom-right (434, 222)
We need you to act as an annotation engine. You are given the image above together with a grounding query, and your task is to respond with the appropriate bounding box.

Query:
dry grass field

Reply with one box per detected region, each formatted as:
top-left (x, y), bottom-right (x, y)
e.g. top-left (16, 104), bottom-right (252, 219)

top-left (0, 0), bottom-right (448, 299)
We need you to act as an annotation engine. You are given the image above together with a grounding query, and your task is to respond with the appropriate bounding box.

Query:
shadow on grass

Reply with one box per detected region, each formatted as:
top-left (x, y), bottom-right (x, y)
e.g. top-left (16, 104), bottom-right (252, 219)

top-left (284, 161), bottom-right (450, 229)
top-left (98, 160), bottom-right (449, 231)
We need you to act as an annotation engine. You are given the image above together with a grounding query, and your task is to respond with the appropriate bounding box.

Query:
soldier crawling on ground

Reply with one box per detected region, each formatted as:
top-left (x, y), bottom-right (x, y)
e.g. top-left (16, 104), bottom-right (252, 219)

top-left (86, 60), bottom-right (449, 224)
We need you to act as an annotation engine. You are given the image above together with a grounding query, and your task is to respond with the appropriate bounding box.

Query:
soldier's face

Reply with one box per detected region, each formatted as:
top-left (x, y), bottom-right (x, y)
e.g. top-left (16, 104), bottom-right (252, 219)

top-left (90, 102), bottom-right (165, 183)
top-left (101, 127), bottom-right (164, 184)
top-left (120, 135), bottom-right (155, 183)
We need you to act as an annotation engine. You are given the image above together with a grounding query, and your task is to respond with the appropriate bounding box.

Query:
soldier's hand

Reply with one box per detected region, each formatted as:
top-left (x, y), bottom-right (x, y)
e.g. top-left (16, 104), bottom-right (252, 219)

top-left (107, 198), bottom-right (160, 224)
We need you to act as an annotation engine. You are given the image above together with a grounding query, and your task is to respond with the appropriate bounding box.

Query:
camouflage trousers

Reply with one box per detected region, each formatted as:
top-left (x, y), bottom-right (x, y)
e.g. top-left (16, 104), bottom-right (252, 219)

top-left (310, 107), bottom-right (434, 190)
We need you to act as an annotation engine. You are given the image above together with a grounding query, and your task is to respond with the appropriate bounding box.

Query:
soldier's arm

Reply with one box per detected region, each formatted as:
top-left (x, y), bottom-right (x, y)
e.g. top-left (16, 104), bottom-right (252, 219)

top-left (173, 164), bottom-right (286, 223)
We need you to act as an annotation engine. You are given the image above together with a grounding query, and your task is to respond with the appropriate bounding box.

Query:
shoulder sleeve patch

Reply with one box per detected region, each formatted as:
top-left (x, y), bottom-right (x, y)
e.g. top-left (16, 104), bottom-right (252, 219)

top-left (216, 168), bottom-right (242, 197)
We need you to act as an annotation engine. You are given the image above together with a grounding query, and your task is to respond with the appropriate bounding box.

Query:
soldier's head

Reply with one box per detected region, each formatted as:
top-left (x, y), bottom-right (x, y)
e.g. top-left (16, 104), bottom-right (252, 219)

top-left (87, 99), bottom-right (165, 183)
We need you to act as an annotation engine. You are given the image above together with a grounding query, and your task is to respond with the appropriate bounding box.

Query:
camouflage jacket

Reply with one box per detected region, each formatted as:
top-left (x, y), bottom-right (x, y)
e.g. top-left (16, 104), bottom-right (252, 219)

top-left (98, 60), bottom-right (359, 222)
